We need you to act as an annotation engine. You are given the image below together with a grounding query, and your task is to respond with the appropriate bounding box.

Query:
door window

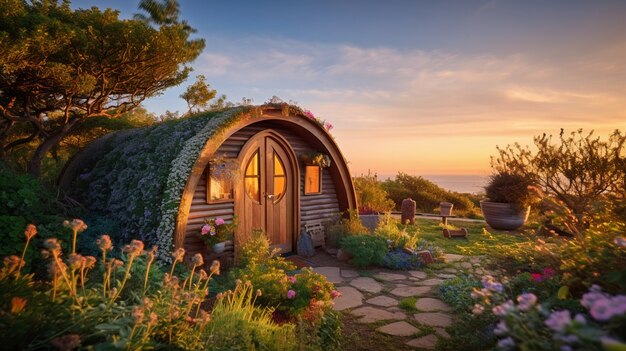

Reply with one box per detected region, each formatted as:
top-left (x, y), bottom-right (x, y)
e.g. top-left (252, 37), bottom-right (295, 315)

top-left (244, 150), bottom-right (261, 202)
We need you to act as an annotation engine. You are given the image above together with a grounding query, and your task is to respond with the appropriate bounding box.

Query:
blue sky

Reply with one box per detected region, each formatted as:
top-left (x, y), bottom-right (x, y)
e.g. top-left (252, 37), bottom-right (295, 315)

top-left (72, 0), bottom-right (626, 175)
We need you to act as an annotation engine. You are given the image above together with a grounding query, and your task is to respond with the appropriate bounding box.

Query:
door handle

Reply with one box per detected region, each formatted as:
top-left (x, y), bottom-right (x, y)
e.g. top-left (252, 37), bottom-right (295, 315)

top-left (266, 194), bottom-right (275, 199)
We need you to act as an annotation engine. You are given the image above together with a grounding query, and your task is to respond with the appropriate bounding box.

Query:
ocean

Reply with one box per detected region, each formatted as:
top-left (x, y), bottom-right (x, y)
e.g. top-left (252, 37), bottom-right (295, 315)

top-left (377, 174), bottom-right (489, 194)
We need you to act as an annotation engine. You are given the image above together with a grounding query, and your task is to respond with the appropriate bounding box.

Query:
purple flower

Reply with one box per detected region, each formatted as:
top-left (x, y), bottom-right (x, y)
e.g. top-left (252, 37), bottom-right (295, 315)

top-left (494, 320), bottom-right (508, 336)
top-left (517, 293), bottom-right (537, 311)
top-left (560, 346), bottom-right (572, 351)
top-left (493, 300), bottom-right (515, 317)
top-left (614, 237), bottom-right (626, 247)
top-left (287, 290), bottom-right (296, 299)
top-left (560, 334), bottom-right (579, 344)
top-left (545, 310), bottom-right (571, 332)
top-left (574, 314), bottom-right (586, 324)
top-left (497, 337), bottom-right (515, 349)
top-left (215, 218), bottom-right (225, 226)
top-left (590, 297), bottom-right (614, 321)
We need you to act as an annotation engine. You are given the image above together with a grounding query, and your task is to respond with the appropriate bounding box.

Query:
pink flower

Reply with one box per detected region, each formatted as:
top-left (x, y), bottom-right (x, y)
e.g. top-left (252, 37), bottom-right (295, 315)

top-left (287, 276), bottom-right (297, 284)
top-left (201, 225), bottom-right (211, 235)
top-left (531, 273), bottom-right (543, 283)
top-left (330, 290), bottom-right (341, 299)
top-left (287, 290), bottom-right (296, 299)
top-left (215, 218), bottom-right (225, 226)
top-left (590, 297), bottom-right (614, 321)
top-left (492, 300), bottom-right (515, 317)
top-left (517, 293), bottom-right (537, 311)
top-left (304, 110), bottom-right (315, 119)
top-left (324, 122), bottom-right (333, 131)
top-left (543, 268), bottom-right (556, 278)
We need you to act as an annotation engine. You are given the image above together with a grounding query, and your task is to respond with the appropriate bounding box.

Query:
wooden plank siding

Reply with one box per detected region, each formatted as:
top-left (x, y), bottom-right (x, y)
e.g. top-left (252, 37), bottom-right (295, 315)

top-left (183, 121), bottom-right (341, 256)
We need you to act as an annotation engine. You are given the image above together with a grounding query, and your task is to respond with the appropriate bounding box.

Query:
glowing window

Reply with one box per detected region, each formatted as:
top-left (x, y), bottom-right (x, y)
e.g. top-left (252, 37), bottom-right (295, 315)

top-left (273, 153), bottom-right (286, 201)
top-left (244, 151), bottom-right (261, 202)
top-left (207, 161), bottom-right (234, 203)
top-left (304, 165), bottom-right (321, 195)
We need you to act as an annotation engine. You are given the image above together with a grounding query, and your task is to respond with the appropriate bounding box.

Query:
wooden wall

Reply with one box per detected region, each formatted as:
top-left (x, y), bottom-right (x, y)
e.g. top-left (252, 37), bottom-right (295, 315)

top-left (183, 121), bottom-right (342, 256)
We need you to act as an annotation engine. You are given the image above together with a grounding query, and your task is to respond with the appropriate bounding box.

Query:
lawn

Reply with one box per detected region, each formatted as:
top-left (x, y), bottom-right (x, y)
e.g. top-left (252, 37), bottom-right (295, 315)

top-left (405, 217), bottom-right (533, 256)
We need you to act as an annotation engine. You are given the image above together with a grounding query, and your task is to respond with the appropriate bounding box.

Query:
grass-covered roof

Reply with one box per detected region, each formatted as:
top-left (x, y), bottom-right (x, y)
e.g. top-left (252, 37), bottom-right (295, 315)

top-left (65, 106), bottom-right (255, 261)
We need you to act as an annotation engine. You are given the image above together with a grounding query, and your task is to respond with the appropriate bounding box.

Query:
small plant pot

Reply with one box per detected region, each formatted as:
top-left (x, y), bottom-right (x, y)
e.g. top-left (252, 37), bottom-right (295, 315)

top-left (480, 201), bottom-right (530, 230)
top-left (212, 240), bottom-right (233, 253)
top-left (439, 202), bottom-right (454, 216)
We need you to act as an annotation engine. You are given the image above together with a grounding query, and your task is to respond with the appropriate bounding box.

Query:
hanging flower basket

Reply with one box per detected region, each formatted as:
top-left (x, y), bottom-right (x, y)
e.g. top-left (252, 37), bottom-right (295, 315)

top-left (301, 152), bottom-right (331, 168)
top-left (199, 217), bottom-right (237, 249)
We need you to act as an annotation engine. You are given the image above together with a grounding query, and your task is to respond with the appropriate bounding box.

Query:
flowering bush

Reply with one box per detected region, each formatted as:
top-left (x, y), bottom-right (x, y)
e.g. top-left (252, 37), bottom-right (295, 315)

top-left (229, 230), bottom-right (340, 321)
top-left (470, 275), bottom-right (626, 351)
top-left (0, 221), bottom-right (305, 350)
top-left (381, 249), bottom-right (424, 270)
top-left (339, 234), bottom-right (388, 268)
top-left (200, 217), bottom-right (236, 247)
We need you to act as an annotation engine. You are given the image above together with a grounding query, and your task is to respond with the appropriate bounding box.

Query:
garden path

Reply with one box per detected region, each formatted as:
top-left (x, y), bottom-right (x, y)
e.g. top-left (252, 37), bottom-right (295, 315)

top-left (294, 252), bottom-right (488, 350)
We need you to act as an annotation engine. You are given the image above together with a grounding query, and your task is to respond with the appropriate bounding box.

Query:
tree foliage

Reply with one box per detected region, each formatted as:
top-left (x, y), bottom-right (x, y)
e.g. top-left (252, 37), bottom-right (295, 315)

top-left (180, 75), bottom-right (216, 114)
top-left (353, 173), bottom-right (395, 214)
top-left (492, 129), bottom-right (626, 228)
top-left (382, 173), bottom-right (479, 216)
top-left (0, 0), bottom-right (205, 176)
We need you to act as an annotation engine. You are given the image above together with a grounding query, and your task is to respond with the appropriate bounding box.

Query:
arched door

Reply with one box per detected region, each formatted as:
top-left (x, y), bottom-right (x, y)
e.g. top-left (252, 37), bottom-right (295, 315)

top-left (238, 131), bottom-right (296, 253)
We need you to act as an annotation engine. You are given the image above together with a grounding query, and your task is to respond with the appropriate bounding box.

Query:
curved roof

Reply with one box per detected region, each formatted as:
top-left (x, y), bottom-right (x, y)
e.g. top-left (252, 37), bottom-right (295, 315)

top-left (61, 104), bottom-right (356, 262)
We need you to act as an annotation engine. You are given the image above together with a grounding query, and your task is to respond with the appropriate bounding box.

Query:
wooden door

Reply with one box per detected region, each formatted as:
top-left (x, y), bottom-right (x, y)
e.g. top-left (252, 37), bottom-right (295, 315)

top-left (240, 133), bottom-right (294, 253)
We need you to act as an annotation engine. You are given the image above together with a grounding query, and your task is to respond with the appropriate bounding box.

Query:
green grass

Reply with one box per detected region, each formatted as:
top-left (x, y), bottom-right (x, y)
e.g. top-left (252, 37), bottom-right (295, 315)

top-left (398, 297), bottom-right (417, 312)
top-left (405, 218), bottom-right (533, 255)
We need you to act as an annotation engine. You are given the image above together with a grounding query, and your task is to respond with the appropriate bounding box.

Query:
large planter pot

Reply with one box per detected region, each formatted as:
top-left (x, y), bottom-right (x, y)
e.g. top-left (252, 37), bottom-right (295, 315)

top-left (359, 214), bottom-right (380, 233)
top-left (480, 201), bottom-right (530, 230)
top-left (439, 202), bottom-right (454, 216)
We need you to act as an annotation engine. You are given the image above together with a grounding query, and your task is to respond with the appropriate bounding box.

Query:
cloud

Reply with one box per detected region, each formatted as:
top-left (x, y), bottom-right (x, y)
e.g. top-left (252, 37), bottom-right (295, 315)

top-left (185, 36), bottom-right (626, 174)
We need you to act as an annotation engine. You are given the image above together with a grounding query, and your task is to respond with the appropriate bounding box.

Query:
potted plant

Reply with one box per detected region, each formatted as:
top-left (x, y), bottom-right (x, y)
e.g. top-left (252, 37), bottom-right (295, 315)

top-left (200, 217), bottom-right (237, 253)
top-left (480, 172), bottom-right (537, 230)
top-left (300, 151), bottom-right (331, 168)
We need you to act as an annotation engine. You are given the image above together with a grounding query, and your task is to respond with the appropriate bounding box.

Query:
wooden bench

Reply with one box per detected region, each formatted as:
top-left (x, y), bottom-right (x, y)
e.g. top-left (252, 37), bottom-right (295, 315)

top-left (304, 221), bottom-right (326, 248)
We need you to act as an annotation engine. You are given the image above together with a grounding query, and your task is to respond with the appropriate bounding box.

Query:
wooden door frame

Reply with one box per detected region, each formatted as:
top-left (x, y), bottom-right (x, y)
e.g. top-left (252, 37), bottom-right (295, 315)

top-left (235, 129), bottom-right (300, 254)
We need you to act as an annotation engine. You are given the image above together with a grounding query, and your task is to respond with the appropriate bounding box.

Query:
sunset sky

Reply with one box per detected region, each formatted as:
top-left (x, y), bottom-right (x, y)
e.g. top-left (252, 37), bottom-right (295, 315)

top-left (73, 0), bottom-right (626, 176)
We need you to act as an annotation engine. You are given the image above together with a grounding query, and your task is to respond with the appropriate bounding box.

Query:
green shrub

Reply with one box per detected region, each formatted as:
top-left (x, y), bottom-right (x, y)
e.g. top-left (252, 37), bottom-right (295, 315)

top-left (353, 173), bottom-right (394, 214)
top-left (339, 234), bottom-right (388, 268)
top-left (374, 215), bottom-right (416, 250)
top-left (326, 210), bottom-right (368, 247)
top-left (438, 274), bottom-right (481, 312)
top-left (382, 173), bottom-right (479, 216)
top-left (485, 171), bottom-right (537, 209)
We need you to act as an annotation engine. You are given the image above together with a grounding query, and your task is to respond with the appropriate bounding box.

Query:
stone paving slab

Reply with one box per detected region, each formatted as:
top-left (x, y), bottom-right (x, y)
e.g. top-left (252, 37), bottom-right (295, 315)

top-left (406, 334), bottom-right (438, 349)
top-left (415, 298), bottom-right (453, 312)
top-left (341, 269), bottom-right (359, 278)
top-left (414, 312), bottom-right (454, 327)
top-left (435, 327), bottom-right (450, 339)
top-left (436, 273), bottom-right (457, 279)
top-left (313, 266), bottom-right (343, 284)
top-left (333, 286), bottom-right (363, 311)
top-left (366, 295), bottom-right (398, 307)
top-left (408, 271), bottom-right (428, 279)
top-left (374, 272), bottom-right (407, 281)
top-left (390, 286), bottom-right (432, 297)
top-left (376, 321), bottom-right (419, 336)
top-left (351, 306), bottom-right (406, 323)
top-left (350, 277), bottom-right (383, 294)
top-left (444, 253), bottom-right (465, 262)
top-left (420, 278), bottom-right (445, 286)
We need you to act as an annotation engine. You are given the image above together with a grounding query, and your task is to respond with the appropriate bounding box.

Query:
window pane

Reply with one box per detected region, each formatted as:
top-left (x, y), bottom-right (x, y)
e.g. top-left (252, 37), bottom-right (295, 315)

top-left (274, 153), bottom-right (285, 176)
top-left (304, 166), bottom-right (321, 194)
top-left (245, 177), bottom-right (260, 201)
top-left (208, 162), bottom-right (234, 202)
top-left (245, 151), bottom-right (259, 176)
top-left (274, 176), bottom-right (285, 200)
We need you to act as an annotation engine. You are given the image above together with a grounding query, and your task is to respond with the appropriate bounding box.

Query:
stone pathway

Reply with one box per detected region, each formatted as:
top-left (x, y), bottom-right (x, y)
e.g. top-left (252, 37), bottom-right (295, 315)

top-left (309, 252), bottom-right (489, 350)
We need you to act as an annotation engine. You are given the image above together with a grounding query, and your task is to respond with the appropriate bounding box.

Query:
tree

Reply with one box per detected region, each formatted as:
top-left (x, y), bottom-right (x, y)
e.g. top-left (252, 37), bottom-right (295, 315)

top-left (492, 129), bottom-right (626, 228)
top-left (180, 75), bottom-right (216, 114)
top-left (0, 0), bottom-right (205, 176)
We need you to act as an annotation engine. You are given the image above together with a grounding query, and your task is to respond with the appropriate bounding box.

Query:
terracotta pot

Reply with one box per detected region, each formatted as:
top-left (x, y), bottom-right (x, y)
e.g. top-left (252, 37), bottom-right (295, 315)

top-left (480, 201), bottom-right (530, 230)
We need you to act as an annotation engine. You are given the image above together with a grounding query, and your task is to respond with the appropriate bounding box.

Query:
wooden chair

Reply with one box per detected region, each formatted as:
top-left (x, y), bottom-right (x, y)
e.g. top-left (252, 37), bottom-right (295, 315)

top-left (304, 221), bottom-right (326, 248)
